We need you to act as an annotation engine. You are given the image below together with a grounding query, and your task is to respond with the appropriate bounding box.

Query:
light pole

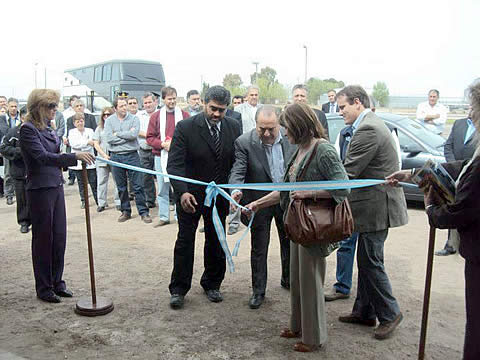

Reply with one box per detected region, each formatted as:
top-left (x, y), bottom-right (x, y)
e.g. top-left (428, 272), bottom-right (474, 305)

top-left (252, 61), bottom-right (259, 84)
top-left (303, 45), bottom-right (308, 83)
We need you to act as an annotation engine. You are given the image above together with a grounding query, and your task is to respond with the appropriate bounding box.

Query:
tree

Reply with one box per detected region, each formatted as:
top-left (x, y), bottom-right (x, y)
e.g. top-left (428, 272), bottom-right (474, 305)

top-left (305, 78), bottom-right (345, 105)
top-left (222, 74), bottom-right (243, 89)
top-left (222, 73), bottom-right (246, 97)
top-left (200, 82), bottom-right (210, 100)
top-left (251, 66), bottom-right (287, 104)
top-left (372, 81), bottom-right (389, 107)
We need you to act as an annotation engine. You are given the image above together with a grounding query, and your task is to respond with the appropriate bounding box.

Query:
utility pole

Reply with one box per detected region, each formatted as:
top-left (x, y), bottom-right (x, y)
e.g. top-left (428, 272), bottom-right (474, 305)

top-left (303, 45), bottom-right (308, 83)
top-left (252, 61), bottom-right (259, 84)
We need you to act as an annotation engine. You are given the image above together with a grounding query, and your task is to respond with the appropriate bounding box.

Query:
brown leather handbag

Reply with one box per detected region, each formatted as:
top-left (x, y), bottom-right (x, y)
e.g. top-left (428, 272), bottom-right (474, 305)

top-left (284, 142), bottom-right (354, 246)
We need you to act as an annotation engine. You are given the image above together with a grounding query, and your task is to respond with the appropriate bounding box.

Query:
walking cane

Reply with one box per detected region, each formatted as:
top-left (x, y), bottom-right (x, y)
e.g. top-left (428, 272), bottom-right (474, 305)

top-left (418, 226), bottom-right (436, 360)
top-left (75, 162), bottom-right (114, 316)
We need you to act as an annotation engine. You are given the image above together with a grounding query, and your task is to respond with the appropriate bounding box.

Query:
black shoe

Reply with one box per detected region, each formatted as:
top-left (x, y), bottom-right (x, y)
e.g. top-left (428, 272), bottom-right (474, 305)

top-left (38, 293), bottom-right (61, 303)
top-left (248, 294), bottom-right (265, 309)
top-left (6, 197), bottom-right (14, 205)
top-left (129, 195), bottom-right (135, 201)
top-left (20, 224), bottom-right (29, 233)
top-left (0, 193), bottom-right (4, 198)
top-left (170, 294), bottom-right (184, 309)
top-left (205, 289), bottom-right (223, 303)
top-left (281, 279), bottom-right (290, 290)
top-left (435, 248), bottom-right (456, 256)
top-left (97, 206), bottom-right (105, 213)
top-left (54, 288), bottom-right (73, 297)
top-left (147, 202), bottom-right (156, 209)
top-left (68, 178), bottom-right (75, 186)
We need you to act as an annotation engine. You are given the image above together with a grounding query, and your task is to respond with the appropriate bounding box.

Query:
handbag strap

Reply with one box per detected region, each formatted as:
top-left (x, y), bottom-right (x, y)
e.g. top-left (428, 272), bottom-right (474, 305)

top-left (297, 140), bottom-right (320, 181)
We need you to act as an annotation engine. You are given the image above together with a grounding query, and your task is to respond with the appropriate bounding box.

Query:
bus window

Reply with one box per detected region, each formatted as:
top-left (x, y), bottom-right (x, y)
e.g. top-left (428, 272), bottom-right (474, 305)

top-left (112, 63), bottom-right (120, 81)
top-left (103, 64), bottom-right (112, 81)
top-left (94, 66), bottom-right (102, 82)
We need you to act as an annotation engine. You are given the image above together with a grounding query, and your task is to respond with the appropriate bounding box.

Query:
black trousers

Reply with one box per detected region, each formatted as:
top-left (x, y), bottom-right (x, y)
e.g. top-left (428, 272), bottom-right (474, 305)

top-left (14, 178), bottom-right (30, 226)
top-left (245, 204), bottom-right (290, 295)
top-left (27, 186), bottom-right (68, 298)
top-left (169, 197), bottom-right (228, 296)
top-left (464, 260), bottom-right (480, 360)
top-left (73, 169), bottom-right (98, 205)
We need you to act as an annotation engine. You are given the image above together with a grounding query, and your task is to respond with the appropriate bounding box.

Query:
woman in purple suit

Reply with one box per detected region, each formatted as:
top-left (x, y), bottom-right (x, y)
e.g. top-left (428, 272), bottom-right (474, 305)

top-left (20, 89), bottom-right (95, 303)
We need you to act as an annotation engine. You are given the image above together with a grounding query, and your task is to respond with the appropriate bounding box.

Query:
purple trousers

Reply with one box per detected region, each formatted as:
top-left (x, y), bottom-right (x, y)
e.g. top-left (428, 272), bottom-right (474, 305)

top-left (27, 186), bottom-right (68, 298)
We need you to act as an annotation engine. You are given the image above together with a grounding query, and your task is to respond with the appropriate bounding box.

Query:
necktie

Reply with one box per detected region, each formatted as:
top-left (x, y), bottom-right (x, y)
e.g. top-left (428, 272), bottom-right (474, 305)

top-left (330, 103), bottom-right (335, 113)
top-left (211, 125), bottom-right (221, 182)
top-left (340, 126), bottom-right (353, 161)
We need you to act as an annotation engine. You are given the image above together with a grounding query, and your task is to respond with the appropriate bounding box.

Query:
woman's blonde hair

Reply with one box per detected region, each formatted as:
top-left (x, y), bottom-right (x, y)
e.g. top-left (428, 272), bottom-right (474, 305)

top-left (25, 89), bottom-right (60, 130)
top-left (99, 107), bottom-right (114, 129)
top-left (279, 103), bottom-right (326, 145)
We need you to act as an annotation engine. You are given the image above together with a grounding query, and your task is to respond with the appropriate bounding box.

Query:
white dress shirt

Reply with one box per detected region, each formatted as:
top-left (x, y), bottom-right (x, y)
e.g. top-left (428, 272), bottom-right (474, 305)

top-left (416, 101), bottom-right (448, 134)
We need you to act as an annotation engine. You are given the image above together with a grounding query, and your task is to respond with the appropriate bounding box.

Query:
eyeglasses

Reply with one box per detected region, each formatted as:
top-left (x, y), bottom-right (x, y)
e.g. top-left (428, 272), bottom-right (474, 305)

top-left (209, 105), bottom-right (226, 113)
top-left (103, 113), bottom-right (112, 117)
top-left (47, 103), bottom-right (58, 109)
top-left (128, 102), bottom-right (137, 105)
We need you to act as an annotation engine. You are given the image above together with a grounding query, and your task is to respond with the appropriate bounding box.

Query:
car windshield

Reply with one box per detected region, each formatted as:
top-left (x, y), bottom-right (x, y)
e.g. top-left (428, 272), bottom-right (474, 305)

top-left (121, 63), bottom-right (164, 83)
top-left (393, 117), bottom-right (445, 150)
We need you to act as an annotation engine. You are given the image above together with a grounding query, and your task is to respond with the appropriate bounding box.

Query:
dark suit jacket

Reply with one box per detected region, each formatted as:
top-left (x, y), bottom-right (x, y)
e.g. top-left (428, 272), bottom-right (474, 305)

top-left (444, 118), bottom-right (477, 162)
top-left (226, 109), bottom-right (242, 130)
top-left (428, 158), bottom-right (480, 263)
top-left (312, 108), bottom-right (329, 139)
top-left (228, 129), bottom-right (296, 205)
top-left (344, 111), bottom-right (408, 232)
top-left (19, 122), bottom-right (77, 190)
top-left (167, 113), bottom-right (242, 203)
top-left (0, 125), bottom-right (25, 179)
top-left (322, 102), bottom-right (339, 113)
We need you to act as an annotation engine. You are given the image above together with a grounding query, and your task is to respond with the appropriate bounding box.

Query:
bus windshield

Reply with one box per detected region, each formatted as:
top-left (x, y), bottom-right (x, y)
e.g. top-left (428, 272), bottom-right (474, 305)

top-left (122, 63), bottom-right (164, 83)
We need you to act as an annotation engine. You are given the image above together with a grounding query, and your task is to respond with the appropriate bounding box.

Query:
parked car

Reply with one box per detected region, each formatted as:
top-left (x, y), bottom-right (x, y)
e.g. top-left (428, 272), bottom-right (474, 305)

top-left (326, 112), bottom-right (446, 202)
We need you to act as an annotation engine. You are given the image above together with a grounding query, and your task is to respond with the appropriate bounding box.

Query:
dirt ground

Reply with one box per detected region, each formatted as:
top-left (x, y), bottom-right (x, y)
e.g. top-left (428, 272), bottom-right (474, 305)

top-left (0, 182), bottom-right (466, 360)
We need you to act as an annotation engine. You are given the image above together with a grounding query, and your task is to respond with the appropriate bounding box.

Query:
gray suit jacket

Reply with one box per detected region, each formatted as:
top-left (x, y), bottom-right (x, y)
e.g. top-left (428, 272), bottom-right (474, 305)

top-left (229, 129), bottom-right (296, 205)
top-left (344, 111), bottom-right (408, 233)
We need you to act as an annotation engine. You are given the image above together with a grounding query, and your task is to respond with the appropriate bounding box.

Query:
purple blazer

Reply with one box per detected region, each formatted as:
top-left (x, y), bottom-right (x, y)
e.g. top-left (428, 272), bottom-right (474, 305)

top-left (19, 121), bottom-right (77, 190)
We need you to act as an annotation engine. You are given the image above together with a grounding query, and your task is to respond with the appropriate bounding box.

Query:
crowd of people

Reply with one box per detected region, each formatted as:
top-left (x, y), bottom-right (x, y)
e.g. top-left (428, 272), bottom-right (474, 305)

top-left (0, 79), bottom-right (478, 358)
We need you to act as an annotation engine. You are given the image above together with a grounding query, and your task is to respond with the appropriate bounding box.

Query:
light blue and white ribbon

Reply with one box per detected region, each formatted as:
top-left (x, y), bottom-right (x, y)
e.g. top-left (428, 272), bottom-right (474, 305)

top-left (96, 157), bottom-right (416, 272)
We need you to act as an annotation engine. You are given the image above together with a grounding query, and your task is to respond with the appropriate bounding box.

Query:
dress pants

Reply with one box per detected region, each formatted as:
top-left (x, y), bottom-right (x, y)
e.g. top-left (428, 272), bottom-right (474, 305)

top-left (74, 169), bottom-right (98, 205)
top-left (464, 260), bottom-right (480, 360)
top-left (248, 204), bottom-right (289, 295)
top-left (352, 229), bottom-right (401, 323)
top-left (27, 186), bottom-right (68, 298)
top-left (334, 233), bottom-right (358, 295)
top-left (138, 148), bottom-right (156, 206)
top-left (96, 165), bottom-right (120, 207)
top-left (111, 152), bottom-right (148, 216)
top-left (14, 178), bottom-right (30, 226)
top-left (169, 196), bottom-right (227, 296)
top-left (154, 156), bottom-right (173, 221)
top-left (3, 159), bottom-right (14, 198)
top-left (290, 242), bottom-right (327, 347)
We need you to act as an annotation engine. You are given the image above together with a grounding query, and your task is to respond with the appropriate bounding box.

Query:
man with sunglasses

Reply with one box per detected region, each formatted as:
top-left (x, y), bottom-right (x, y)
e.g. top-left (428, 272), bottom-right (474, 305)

top-left (166, 85), bottom-right (242, 309)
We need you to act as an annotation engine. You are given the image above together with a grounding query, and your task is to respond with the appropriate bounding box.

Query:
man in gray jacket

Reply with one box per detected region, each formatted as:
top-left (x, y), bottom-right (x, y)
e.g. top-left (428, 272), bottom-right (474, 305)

top-left (229, 106), bottom-right (295, 309)
top-left (104, 97), bottom-right (151, 224)
top-left (336, 85), bottom-right (408, 340)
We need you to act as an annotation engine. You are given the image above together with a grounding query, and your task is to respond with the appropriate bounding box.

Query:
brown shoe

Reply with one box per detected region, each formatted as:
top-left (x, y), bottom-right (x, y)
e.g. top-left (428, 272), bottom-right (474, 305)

top-left (374, 312), bottom-right (403, 340)
top-left (339, 313), bottom-right (376, 327)
top-left (141, 214), bottom-right (152, 224)
top-left (118, 212), bottom-right (131, 223)
top-left (280, 328), bottom-right (301, 338)
top-left (293, 342), bottom-right (318, 352)
top-left (154, 219), bottom-right (170, 227)
top-left (325, 289), bottom-right (350, 302)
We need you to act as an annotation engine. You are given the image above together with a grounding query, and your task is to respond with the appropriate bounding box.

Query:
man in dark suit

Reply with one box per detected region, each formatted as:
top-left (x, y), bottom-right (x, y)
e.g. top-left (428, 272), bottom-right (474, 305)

top-left (435, 109), bottom-right (477, 256)
top-left (337, 85), bottom-right (408, 340)
top-left (322, 89), bottom-right (339, 113)
top-left (229, 106), bottom-right (295, 309)
top-left (292, 84), bottom-right (329, 138)
top-left (167, 86), bottom-right (242, 309)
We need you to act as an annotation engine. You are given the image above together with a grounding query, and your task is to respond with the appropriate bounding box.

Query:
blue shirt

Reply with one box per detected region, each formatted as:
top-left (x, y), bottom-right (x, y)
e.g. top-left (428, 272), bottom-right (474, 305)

top-left (464, 118), bottom-right (476, 144)
top-left (263, 133), bottom-right (284, 183)
top-left (352, 109), bottom-right (371, 134)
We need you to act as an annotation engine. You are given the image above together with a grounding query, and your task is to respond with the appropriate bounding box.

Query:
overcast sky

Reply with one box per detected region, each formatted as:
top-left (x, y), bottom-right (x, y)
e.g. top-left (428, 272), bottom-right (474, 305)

top-left (2, 0), bottom-right (478, 100)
